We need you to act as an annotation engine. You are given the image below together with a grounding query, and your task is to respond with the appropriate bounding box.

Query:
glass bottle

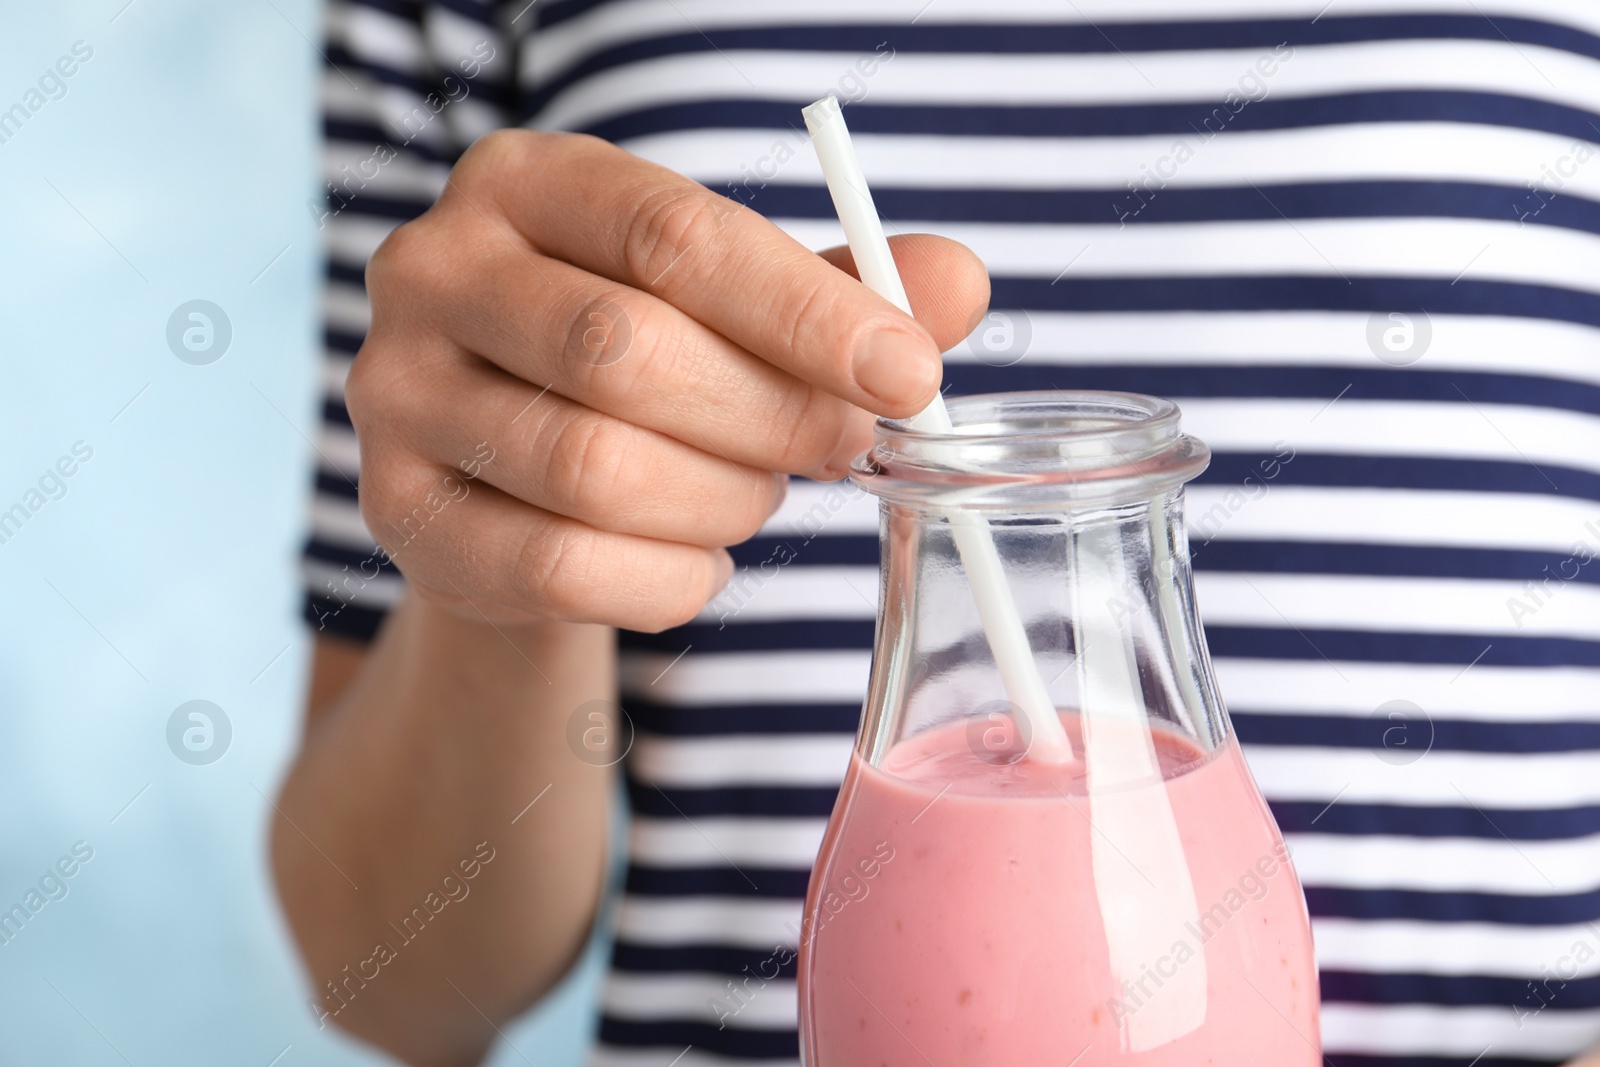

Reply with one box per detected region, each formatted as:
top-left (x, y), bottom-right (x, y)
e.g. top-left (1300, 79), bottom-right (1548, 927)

top-left (798, 391), bottom-right (1320, 1065)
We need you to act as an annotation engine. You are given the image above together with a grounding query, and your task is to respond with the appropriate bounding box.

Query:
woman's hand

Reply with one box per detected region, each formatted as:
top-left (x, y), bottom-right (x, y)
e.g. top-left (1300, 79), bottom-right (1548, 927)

top-left (348, 129), bottom-right (990, 631)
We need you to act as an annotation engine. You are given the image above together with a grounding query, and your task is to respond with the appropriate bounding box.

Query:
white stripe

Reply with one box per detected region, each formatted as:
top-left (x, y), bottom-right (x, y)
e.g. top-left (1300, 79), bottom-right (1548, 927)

top-left (1189, 487), bottom-right (1600, 554)
top-left (310, 493), bottom-right (377, 550)
top-left (698, 562), bottom-right (1600, 640)
top-left (1321, 1002), bottom-right (1600, 1058)
top-left (303, 559), bottom-right (404, 609)
top-left (320, 349), bottom-right (354, 396)
top-left (1313, 917), bottom-right (1600, 977)
top-left (614, 896), bottom-right (801, 948)
top-left (1254, 747), bottom-right (1600, 810)
top-left (631, 817), bottom-right (829, 867)
top-left (1217, 658), bottom-right (1600, 722)
top-left (1289, 831), bottom-right (1600, 894)
top-left (620, 650), bottom-right (871, 705)
top-left (1198, 572), bottom-right (1600, 640)
top-left (317, 422), bottom-right (362, 475)
top-left (601, 973), bottom-right (798, 1029)
top-left (766, 483), bottom-right (1600, 551)
top-left (322, 284), bottom-right (370, 336)
top-left (334, 3), bottom-right (427, 73)
top-left (1182, 398), bottom-right (1600, 473)
top-left (774, 217), bottom-right (1600, 293)
top-left (761, 481), bottom-right (877, 538)
top-left (629, 735), bottom-right (853, 788)
top-left (702, 565), bottom-right (878, 624)
top-left (942, 310), bottom-right (1600, 388)
top-left (326, 214), bottom-right (404, 265)
top-left (535, 39), bottom-right (1598, 132)
top-left (322, 141), bottom-right (448, 202)
top-left (630, 122), bottom-right (1600, 202)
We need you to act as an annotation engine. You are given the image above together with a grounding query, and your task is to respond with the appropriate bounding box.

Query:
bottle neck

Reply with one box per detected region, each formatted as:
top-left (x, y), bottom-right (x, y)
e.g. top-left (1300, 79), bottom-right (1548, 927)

top-left (859, 488), bottom-right (1228, 767)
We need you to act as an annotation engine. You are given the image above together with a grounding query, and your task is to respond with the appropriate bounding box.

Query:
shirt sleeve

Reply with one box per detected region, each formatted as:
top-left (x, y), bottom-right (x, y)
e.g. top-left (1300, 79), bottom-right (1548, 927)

top-left (301, 0), bottom-right (520, 642)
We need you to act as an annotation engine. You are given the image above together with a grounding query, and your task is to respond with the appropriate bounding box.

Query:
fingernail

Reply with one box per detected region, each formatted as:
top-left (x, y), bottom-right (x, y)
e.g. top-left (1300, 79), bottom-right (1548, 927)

top-left (713, 551), bottom-right (735, 590)
top-left (770, 474), bottom-right (791, 515)
top-left (853, 328), bottom-right (940, 409)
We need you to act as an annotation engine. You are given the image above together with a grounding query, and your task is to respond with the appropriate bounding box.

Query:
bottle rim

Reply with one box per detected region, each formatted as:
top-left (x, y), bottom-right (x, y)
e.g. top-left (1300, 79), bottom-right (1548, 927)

top-left (851, 390), bottom-right (1211, 508)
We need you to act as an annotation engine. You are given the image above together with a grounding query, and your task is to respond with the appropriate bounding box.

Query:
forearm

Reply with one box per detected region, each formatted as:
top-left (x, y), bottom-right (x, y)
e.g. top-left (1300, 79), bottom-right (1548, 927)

top-left (271, 592), bottom-right (615, 1067)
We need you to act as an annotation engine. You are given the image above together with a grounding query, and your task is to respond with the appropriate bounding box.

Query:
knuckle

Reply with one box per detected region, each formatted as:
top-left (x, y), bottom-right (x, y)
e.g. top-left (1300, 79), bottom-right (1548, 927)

top-left (458, 127), bottom-right (540, 178)
top-left (364, 218), bottom-right (440, 305)
top-left (515, 522), bottom-right (596, 619)
top-left (779, 273), bottom-right (836, 366)
top-left (342, 340), bottom-right (397, 438)
top-left (544, 411), bottom-right (638, 520)
top-left (623, 185), bottom-right (724, 289)
top-left (565, 288), bottom-right (647, 380)
top-left (642, 558), bottom-right (715, 633)
top-left (771, 387), bottom-right (841, 473)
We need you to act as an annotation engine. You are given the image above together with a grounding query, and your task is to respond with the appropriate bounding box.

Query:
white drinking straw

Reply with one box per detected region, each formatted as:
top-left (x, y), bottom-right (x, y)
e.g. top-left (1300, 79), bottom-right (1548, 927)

top-left (803, 94), bottom-right (1073, 765)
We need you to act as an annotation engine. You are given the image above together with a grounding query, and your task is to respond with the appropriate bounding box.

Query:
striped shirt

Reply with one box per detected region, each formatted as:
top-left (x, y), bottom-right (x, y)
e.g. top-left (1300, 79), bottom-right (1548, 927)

top-left (303, 2), bottom-right (1600, 1063)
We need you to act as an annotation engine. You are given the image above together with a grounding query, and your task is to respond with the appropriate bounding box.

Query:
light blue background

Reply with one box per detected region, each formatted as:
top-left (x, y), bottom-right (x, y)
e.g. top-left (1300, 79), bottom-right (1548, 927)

top-left (0, 2), bottom-right (601, 1063)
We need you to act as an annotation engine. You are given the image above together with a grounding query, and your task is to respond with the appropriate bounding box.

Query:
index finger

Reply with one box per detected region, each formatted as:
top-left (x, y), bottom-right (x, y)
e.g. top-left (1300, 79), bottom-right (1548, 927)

top-left (456, 130), bottom-right (945, 418)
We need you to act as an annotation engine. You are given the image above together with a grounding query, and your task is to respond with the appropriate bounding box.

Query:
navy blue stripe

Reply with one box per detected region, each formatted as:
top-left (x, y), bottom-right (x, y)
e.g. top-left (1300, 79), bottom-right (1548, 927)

top-left (625, 864), bottom-right (812, 899)
top-left (303, 593), bottom-right (387, 641)
top-left (328, 41), bottom-right (518, 112)
top-left (727, 535), bottom-right (1600, 590)
top-left (322, 195), bottom-right (434, 223)
top-left (621, 699), bottom-right (861, 737)
top-left (629, 782), bottom-right (842, 819)
top-left (1238, 712), bottom-right (1600, 754)
top-left (623, 616), bottom-right (1600, 668)
top-left (324, 329), bottom-right (363, 358)
top-left (529, 13), bottom-right (1600, 115)
top-left (1307, 884), bottom-right (1600, 926)
top-left (584, 91), bottom-right (1600, 148)
top-left (596, 1019), bottom-right (796, 1058)
top-left (624, 620), bottom-right (868, 653)
top-left (1273, 799), bottom-right (1600, 841)
top-left (1199, 453), bottom-right (1592, 502)
top-left (945, 365), bottom-right (1600, 419)
top-left (990, 275), bottom-right (1600, 331)
top-left (1210, 625), bottom-right (1600, 668)
top-left (323, 119), bottom-right (457, 166)
top-left (1323, 969), bottom-right (1600, 1009)
top-left (304, 538), bottom-right (394, 573)
top-left (1196, 540), bottom-right (1600, 587)
top-left (327, 44), bottom-right (435, 98)
top-left (430, 0), bottom-right (500, 26)
top-left (728, 534), bottom-right (874, 570)
top-left (334, 0), bottom-right (418, 20)
top-left (741, 180), bottom-right (1600, 234)
top-left (321, 394), bottom-right (355, 427)
top-left (327, 259), bottom-right (367, 287)
top-left (313, 470), bottom-right (360, 500)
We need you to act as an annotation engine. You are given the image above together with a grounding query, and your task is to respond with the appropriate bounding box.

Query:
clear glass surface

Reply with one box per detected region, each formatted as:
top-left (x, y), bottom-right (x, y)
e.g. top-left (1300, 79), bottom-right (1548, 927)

top-left (798, 392), bottom-right (1320, 1064)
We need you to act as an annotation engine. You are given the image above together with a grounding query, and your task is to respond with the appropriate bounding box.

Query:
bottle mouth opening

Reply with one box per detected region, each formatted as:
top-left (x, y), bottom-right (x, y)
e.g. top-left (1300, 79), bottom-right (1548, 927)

top-left (851, 390), bottom-right (1210, 508)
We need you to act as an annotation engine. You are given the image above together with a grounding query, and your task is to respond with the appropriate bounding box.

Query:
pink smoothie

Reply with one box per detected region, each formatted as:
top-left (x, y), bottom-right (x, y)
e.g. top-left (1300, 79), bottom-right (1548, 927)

top-left (799, 715), bottom-right (1319, 1064)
